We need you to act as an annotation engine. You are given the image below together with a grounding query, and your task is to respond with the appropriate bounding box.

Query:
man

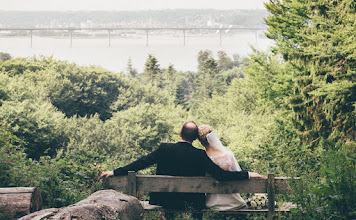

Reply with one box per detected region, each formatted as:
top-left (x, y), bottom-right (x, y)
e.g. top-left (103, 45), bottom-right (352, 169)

top-left (100, 121), bottom-right (265, 211)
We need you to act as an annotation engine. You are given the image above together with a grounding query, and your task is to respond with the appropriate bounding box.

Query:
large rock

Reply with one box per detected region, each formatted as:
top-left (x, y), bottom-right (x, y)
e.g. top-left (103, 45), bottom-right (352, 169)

top-left (19, 190), bottom-right (144, 220)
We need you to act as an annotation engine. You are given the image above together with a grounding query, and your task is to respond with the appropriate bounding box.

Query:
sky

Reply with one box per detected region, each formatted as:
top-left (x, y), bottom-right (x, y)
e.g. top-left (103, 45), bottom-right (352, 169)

top-left (0, 0), bottom-right (268, 11)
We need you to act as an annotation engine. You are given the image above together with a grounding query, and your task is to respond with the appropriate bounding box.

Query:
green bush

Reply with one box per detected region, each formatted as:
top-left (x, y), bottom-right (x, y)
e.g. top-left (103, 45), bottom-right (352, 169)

top-left (289, 143), bottom-right (356, 219)
top-left (0, 57), bottom-right (44, 76)
top-left (0, 128), bottom-right (26, 187)
top-left (105, 103), bottom-right (187, 165)
top-left (0, 100), bottom-right (68, 159)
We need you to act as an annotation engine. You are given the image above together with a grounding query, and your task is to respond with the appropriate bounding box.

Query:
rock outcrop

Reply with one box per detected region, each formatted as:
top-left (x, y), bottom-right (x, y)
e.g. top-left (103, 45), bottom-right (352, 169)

top-left (19, 190), bottom-right (144, 220)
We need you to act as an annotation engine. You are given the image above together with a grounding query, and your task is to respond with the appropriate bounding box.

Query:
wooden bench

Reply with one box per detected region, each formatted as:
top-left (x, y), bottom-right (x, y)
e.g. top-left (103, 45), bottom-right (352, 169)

top-left (104, 172), bottom-right (294, 220)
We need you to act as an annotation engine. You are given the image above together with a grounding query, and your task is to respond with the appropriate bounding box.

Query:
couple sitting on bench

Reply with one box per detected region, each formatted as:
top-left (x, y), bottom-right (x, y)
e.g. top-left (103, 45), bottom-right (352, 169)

top-left (100, 121), bottom-right (266, 219)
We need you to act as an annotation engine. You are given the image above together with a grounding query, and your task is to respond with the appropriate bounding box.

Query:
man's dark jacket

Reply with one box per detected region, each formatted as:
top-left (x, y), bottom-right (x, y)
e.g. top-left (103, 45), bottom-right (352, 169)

top-left (114, 141), bottom-right (249, 209)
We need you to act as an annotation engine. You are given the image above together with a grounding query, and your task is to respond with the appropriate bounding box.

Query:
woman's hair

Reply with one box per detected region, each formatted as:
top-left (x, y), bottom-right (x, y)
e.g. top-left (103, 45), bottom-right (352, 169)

top-left (198, 124), bottom-right (213, 147)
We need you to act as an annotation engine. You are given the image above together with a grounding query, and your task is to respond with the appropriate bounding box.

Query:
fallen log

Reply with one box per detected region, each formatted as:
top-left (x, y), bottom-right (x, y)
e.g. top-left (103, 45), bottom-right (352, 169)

top-left (0, 187), bottom-right (42, 219)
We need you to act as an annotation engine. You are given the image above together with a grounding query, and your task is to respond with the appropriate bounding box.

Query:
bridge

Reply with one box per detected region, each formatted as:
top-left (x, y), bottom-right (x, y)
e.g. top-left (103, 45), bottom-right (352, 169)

top-left (0, 27), bottom-right (266, 48)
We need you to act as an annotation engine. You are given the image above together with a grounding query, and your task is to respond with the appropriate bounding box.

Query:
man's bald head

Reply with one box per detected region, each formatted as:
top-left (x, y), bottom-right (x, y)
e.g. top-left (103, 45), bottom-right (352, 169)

top-left (180, 121), bottom-right (199, 142)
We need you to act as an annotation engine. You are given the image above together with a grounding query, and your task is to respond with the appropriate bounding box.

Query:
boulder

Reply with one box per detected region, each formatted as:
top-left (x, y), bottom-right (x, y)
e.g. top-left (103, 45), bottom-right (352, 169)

top-left (19, 190), bottom-right (144, 220)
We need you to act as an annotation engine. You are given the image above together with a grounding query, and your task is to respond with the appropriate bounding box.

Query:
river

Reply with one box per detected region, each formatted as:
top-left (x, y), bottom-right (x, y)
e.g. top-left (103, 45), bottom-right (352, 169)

top-left (0, 32), bottom-right (273, 73)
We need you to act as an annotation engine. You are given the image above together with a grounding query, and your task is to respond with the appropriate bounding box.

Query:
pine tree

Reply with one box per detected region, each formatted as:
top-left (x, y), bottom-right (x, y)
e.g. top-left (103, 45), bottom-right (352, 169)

top-left (232, 54), bottom-right (242, 67)
top-left (164, 64), bottom-right (176, 83)
top-left (175, 82), bottom-right (187, 108)
top-left (0, 52), bottom-right (11, 62)
top-left (197, 50), bottom-right (214, 72)
top-left (265, 0), bottom-right (356, 145)
top-left (143, 54), bottom-right (161, 84)
top-left (126, 57), bottom-right (138, 78)
top-left (217, 51), bottom-right (233, 71)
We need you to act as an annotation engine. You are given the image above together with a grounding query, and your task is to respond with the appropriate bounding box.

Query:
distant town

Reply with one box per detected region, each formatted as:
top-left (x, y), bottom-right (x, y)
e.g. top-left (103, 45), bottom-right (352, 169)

top-left (0, 9), bottom-right (268, 37)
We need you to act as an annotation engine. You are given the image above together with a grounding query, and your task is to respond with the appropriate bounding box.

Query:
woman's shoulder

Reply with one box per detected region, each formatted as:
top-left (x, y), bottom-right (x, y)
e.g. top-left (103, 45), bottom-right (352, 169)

top-left (209, 150), bottom-right (237, 160)
top-left (226, 150), bottom-right (235, 156)
top-left (208, 150), bottom-right (227, 159)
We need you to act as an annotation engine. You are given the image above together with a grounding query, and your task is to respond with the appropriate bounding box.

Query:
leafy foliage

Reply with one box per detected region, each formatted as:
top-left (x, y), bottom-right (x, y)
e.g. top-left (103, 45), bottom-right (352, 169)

top-left (105, 103), bottom-right (187, 163)
top-left (265, 0), bottom-right (356, 145)
top-left (0, 52), bottom-right (11, 62)
top-left (0, 100), bottom-right (67, 159)
top-left (126, 57), bottom-right (138, 78)
top-left (0, 128), bottom-right (24, 187)
top-left (144, 54), bottom-right (161, 85)
top-left (264, 0), bottom-right (356, 218)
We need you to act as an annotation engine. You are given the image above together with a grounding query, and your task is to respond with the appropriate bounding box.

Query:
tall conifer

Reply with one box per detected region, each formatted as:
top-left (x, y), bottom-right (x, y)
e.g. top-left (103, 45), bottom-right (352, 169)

top-left (265, 0), bottom-right (355, 145)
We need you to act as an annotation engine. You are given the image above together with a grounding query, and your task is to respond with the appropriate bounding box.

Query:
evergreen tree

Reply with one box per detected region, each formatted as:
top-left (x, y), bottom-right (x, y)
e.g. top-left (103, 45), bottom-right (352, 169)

top-left (201, 58), bottom-right (218, 78)
top-left (265, 0), bottom-right (356, 218)
top-left (217, 51), bottom-right (233, 71)
top-left (189, 51), bottom-right (220, 110)
top-left (232, 54), bottom-right (242, 67)
top-left (164, 64), bottom-right (175, 82)
top-left (197, 50), bottom-right (214, 72)
top-left (0, 52), bottom-right (11, 62)
top-left (126, 57), bottom-right (138, 78)
top-left (175, 81), bottom-right (187, 108)
top-left (265, 0), bottom-right (356, 145)
top-left (143, 54), bottom-right (161, 84)
top-left (160, 64), bottom-right (178, 93)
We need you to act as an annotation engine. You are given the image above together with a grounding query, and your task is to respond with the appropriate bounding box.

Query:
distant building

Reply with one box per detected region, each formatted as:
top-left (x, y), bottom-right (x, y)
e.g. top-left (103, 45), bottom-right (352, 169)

top-left (80, 22), bottom-right (90, 29)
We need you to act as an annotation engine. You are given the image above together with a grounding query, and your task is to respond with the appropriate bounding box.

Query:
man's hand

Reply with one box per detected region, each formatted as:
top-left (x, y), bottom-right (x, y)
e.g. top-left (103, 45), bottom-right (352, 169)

top-left (249, 172), bottom-right (267, 179)
top-left (100, 171), bottom-right (114, 179)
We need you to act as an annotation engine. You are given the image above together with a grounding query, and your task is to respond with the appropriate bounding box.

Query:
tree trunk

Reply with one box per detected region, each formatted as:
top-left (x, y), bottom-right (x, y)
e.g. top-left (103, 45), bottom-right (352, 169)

top-left (0, 187), bottom-right (42, 219)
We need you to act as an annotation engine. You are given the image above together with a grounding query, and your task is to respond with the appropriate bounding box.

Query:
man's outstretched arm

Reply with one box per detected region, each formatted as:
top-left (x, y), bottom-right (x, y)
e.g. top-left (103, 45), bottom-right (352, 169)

top-left (100, 144), bottom-right (162, 179)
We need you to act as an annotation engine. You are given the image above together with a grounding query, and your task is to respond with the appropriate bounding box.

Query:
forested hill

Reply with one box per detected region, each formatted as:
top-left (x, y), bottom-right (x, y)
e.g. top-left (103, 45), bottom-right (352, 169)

top-left (0, 0), bottom-right (355, 219)
top-left (0, 9), bottom-right (268, 28)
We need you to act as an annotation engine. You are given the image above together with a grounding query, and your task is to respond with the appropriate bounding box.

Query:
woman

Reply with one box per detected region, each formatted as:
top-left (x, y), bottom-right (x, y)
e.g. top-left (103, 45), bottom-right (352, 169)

top-left (198, 124), bottom-right (247, 211)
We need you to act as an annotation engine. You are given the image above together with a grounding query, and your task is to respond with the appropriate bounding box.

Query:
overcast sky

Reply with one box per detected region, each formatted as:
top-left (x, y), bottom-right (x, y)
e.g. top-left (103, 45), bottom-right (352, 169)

top-left (0, 0), bottom-right (268, 11)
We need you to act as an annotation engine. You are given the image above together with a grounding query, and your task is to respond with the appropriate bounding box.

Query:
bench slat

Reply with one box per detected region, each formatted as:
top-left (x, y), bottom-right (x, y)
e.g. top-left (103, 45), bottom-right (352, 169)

top-left (103, 175), bottom-right (128, 191)
top-left (137, 175), bottom-right (266, 193)
top-left (141, 201), bottom-right (295, 214)
top-left (104, 175), bottom-right (291, 194)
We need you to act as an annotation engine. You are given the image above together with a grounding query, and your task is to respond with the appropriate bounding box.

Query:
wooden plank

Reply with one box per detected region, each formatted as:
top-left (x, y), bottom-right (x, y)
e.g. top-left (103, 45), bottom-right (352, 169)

top-left (136, 175), bottom-right (266, 193)
top-left (141, 201), bottom-right (293, 214)
top-left (128, 171), bottom-right (137, 196)
top-left (103, 176), bottom-right (128, 192)
top-left (105, 175), bottom-right (291, 194)
top-left (275, 177), bottom-right (292, 194)
top-left (0, 187), bottom-right (37, 194)
top-left (267, 173), bottom-right (275, 220)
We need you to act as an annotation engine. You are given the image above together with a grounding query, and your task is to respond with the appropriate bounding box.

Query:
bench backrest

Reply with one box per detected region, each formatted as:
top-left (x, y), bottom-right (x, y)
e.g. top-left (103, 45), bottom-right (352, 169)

top-left (104, 172), bottom-right (292, 219)
top-left (104, 172), bottom-right (290, 195)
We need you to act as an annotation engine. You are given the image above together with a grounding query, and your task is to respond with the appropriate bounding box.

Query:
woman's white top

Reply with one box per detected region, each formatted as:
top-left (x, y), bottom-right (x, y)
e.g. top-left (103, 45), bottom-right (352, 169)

top-left (206, 151), bottom-right (247, 211)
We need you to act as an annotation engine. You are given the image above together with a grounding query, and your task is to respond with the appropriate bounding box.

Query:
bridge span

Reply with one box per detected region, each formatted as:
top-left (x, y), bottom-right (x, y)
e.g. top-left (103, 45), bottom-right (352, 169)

top-left (0, 27), bottom-right (266, 48)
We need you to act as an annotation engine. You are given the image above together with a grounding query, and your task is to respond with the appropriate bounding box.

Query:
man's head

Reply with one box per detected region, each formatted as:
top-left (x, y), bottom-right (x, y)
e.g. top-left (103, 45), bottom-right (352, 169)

top-left (180, 121), bottom-right (199, 143)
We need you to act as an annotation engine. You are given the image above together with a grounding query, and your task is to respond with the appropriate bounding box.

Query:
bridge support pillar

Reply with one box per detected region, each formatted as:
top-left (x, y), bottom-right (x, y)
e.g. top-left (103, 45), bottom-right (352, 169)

top-left (108, 30), bottom-right (111, 47)
top-left (69, 30), bottom-right (73, 48)
top-left (145, 30), bottom-right (149, 46)
top-left (219, 30), bottom-right (222, 46)
top-left (183, 29), bottom-right (186, 46)
top-left (30, 30), bottom-right (33, 48)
